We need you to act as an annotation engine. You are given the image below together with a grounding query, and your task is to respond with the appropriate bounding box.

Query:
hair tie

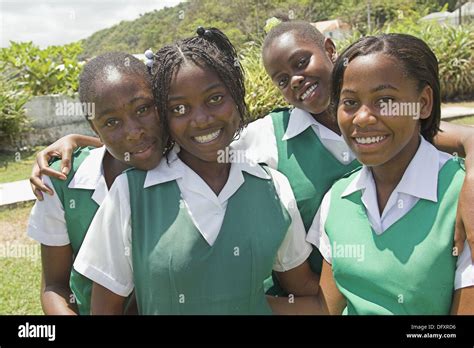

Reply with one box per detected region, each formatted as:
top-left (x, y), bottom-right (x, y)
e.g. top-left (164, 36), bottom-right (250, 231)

top-left (144, 48), bottom-right (154, 68)
top-left (196, 26), bottom-right (212, 39)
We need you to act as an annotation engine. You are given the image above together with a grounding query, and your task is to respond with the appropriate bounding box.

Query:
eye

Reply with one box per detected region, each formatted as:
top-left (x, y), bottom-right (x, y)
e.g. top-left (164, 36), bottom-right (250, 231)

top-left (137, 105), bottom-right (149, 115)
top-left (105, 118), bottom-right (119, 127)
top-left (342, 99), bottom-right (357, 107)
top-left (171, 104), bottom-right (186, 115)
top-left (297, 57), bottom-right (308, 69)
top-left (209, 95), bottom-right (223, 104)
top-left (278, 76), bottom-right (288, 88)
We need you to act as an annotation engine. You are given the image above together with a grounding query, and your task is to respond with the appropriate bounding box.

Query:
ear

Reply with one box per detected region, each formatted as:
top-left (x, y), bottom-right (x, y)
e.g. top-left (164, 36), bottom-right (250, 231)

top-left (324, 38), bottom-right (337, 63)
top-left (418, 85), bottom-right (433, 120)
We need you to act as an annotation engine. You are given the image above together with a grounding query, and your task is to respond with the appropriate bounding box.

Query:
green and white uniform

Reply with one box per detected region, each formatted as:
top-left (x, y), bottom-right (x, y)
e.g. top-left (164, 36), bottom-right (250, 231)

top-left (28, 146), bottom-right (108, 315)
top-left (233, 107), bottom-right (360, 294)
top-left (74, 146), bottom-right (312, 314)
top-left (307, 138), bottom-right (474, 314)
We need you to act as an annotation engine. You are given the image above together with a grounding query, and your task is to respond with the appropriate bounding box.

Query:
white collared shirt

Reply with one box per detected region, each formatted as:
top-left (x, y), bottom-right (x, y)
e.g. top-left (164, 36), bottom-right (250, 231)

top-left (27, 146), bottom-right (108, 246)
top-left (307, 137), bottom-right (474, 290)
top-left (74, 145), bottom-right (312, 297)
top-left (232, 107), bottom-right (356, 168)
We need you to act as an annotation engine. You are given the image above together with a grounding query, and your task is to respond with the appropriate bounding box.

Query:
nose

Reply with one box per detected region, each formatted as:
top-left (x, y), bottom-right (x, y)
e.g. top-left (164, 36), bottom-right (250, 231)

top-left (126, 118), bottom-right (145, 141)
top-left (353, 105), bottom-right (377, 128)
top-left (191, 107), bottom-right (214, 128)
top-left (290, 75), bottom-right (304, 90)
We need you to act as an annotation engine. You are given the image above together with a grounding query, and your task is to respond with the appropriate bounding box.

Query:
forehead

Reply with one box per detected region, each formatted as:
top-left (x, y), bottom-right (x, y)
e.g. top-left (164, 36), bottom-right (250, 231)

top-left (263, 31), bottom-right (324, 67)
top-left (170, 62), bottom-right (223, 91)
top-left (342, 53), bottom-right (409, 89)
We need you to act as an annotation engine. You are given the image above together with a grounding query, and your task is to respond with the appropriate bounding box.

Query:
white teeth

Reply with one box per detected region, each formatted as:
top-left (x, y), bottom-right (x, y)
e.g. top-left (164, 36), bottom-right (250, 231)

top-left (300, 83), bottom-right (318, 101)
top-left (194, 129), bottom-right (222, 144)
top-left (355, 135), bottom-right (387, 144)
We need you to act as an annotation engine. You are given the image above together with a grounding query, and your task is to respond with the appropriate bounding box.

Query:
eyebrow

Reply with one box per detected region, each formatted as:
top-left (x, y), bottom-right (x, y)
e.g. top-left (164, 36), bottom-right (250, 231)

top-left (168, 82), bottom-right (225, 102)
top-left (340, 84), bottom-right (399, 95)
top-left (97, 96), bottom-right (151, 119)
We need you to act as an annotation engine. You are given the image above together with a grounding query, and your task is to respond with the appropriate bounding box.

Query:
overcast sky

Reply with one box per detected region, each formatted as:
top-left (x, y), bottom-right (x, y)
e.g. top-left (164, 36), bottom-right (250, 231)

top-left (0, 0), bottom-right (185, 48)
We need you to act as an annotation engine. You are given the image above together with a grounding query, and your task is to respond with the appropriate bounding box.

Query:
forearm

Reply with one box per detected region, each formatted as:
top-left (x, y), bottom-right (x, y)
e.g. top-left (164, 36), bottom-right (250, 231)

top-left (266, 294), bottom-right (329, 315)
top-left (41, 286), bottom-right (78, 315)
top-left (434, 121), bottom-right (474, 158)
top-left (67, 134), bottom-right (102, 148)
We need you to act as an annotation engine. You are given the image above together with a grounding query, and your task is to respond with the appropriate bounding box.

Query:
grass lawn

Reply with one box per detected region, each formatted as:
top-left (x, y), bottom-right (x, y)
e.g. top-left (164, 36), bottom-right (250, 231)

top-left (0, 201), bottom-right (43, 314)
top-left (0, 146), bottom-right (43, 184)
top-left (448, 116), bottom-right (474, 126)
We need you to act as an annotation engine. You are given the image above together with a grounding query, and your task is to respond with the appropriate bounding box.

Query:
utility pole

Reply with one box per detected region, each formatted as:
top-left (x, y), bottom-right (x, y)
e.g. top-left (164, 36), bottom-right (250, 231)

top-left (367, 0), bottom-right (372, 32)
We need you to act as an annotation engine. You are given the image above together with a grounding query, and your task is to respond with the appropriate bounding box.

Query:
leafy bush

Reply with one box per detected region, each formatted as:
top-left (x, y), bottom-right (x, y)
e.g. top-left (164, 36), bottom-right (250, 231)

top-left (240, 41), bottom-right (288, 121)
top-left (0, 72), bottom-right (31, 145)
top-left (0, 41), bottom-right (83, 96)
top-left (334, 19), bottom-right (474, 101)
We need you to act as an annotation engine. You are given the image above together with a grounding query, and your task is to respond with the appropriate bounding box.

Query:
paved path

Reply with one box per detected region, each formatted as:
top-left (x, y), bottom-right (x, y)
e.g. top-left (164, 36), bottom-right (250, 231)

top-left (0, 106), bottom-right (473, 207)
top-left (0, 180), bottom-right (35, 207)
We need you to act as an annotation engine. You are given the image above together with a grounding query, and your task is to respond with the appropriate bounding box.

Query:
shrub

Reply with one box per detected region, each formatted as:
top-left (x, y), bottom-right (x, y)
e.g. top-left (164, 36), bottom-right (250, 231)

top-left (334, 18), bottom-right (474, 101)
top-left (240, 41), bottom-right (288, 121)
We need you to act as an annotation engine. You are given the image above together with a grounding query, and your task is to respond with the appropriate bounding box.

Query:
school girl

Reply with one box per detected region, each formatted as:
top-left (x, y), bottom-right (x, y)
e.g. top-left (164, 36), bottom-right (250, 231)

top-left (307, 34), bottom-right (474, 314)
top-left (29, 21), bottom-right (474, 294)
top-left (73, 28), bottom-right (318, 315)
top-left (27, 52), bottom-right (164, 314)
top-left (231, 20), bottom-right (474, 295)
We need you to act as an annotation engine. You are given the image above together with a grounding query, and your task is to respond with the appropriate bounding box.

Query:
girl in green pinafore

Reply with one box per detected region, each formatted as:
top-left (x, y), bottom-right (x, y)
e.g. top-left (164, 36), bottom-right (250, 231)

top-left (27, 52), bottom-right (165, 314)
top-left (73, 28), bottom-right (319, 315)
top-left (306, 34), bottom-right (474, 314)
top-left (233, 20), bottom-right (474, 296)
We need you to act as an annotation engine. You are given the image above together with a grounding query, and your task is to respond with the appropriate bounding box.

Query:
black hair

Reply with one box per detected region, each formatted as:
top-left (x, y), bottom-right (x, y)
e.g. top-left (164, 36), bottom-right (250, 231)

top-left (331, 33), bottom-right (441, 143)
top-left (263, 20), bottom-right (326, 55)
top-left (78, 52), bottom-right (151, 119)
top-left (150, 27), bottom-right (247, 154)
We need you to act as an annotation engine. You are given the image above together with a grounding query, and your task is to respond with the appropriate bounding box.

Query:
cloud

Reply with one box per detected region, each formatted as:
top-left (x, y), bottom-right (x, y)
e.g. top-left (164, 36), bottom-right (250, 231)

top-left (0, 0), bottom-right (184, 48)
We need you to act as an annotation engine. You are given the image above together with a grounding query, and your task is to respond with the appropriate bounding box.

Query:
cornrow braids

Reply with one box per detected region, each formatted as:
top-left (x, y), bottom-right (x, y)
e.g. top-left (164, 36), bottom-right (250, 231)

top-left (79, 52), bottom-right (150, 119)
top-left (150, 27), bottom-right (248, 154)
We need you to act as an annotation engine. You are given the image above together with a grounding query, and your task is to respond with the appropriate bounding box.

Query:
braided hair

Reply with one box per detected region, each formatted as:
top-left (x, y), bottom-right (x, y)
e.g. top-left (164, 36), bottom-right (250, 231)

top-left (150, 27), bottom-right (248, 153)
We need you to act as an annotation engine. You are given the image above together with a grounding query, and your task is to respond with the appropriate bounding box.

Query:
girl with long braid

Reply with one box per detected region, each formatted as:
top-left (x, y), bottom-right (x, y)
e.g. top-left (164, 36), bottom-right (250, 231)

top-left (73, 28), bottom-right (319, 315)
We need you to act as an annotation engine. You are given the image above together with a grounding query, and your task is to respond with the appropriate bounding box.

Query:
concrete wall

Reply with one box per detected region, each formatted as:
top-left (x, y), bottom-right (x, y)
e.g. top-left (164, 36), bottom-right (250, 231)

top-left (2, 95), bottom-right (96, 150)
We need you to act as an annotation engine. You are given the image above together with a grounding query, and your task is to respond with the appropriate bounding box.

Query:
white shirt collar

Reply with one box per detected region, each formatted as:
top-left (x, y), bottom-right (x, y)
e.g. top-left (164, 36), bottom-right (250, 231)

top-left (341, 137), bottom-right (440, 202)
top-left (282, 107), bottom-right (343, 142)
top-left (68, 146), bottom-right (108, 205)
top-left (144, 144), bottom-right (271, 189)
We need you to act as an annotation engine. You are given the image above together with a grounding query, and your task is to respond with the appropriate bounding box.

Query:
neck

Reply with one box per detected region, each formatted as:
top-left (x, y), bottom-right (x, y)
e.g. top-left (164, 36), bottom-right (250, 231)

top-left (370, 136), bottom-right (421, 214)
top-left (310, 109), bottom-right (341, 135)
top-left (178, 151), bottom-right (231, 196)
top-left (102, 151), bottom-right (130, 189)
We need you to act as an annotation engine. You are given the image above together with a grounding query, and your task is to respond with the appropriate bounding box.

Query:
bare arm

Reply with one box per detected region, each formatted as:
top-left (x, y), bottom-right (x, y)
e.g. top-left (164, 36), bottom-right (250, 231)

top-left (40, 244), bottom-right (78, 315)
top-left (274, 260), bottom-right (320, 296)
top-left (434, 121), bottom-right (474, 261)
top-left (450, 286), bottom-right (474, 314)
top-left (91, 282), bottom-right (125, 315)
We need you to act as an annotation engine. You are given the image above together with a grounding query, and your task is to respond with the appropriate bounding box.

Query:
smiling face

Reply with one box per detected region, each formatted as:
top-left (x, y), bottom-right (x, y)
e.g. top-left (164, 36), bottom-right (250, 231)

top-left (166, 62), bottom-right (241, 166)
top-left (263, 31), bottom-right (335, 115)
top-left (337, 53), bottom-right (433, 168)
top-left (89, 70), bottom-right (164, 170)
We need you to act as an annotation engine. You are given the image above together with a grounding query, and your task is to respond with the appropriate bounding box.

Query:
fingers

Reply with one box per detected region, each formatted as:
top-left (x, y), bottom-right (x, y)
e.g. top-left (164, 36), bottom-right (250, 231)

top-left (60, 147), bottom-right (73, 176)
top-left (36, 150), bottom-right (66, 180)
top-left (29, 164), bottom-right (53, 200)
